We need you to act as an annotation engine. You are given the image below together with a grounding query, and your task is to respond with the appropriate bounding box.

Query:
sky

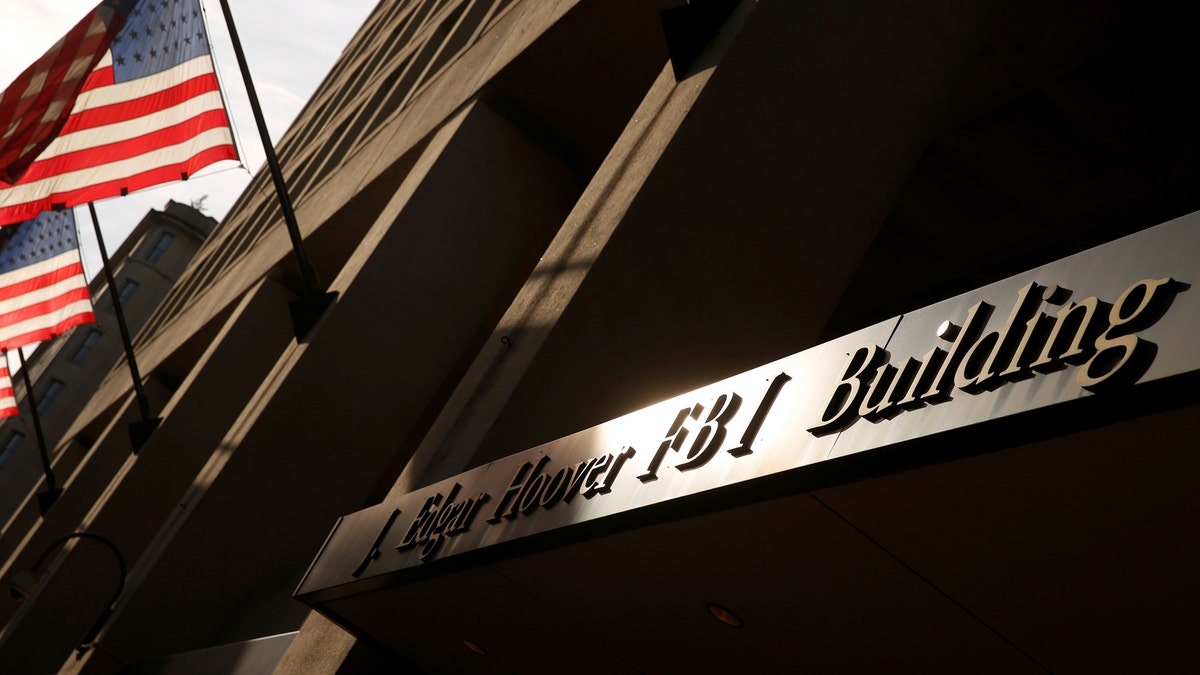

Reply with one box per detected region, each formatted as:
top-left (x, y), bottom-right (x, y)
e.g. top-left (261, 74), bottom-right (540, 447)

top-left (0, 0), bottom-right (379, 281)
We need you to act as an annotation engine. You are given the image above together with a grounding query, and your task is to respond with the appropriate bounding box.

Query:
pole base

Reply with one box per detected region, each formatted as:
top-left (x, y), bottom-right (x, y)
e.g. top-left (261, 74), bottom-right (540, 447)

top-left (289, 291), bottom-right (339, 343)
top-left (37, 487), bottom-right (64, 516)
top-left (660, 0), bottom-right (740, 80)
top-left (128, 417), bottom-right (163, 453)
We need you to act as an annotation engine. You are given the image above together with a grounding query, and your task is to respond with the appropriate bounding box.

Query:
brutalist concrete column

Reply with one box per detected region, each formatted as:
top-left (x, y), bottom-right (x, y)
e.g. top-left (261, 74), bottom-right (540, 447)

top-left (471, 0), bottom-right (1008, 466)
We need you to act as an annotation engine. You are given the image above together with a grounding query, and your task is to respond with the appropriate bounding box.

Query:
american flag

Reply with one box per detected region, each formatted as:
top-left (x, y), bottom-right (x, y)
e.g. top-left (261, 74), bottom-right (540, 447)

top-left (0, 360), bottom-right (16, 419)
top-left (0, 1), bottom-right (126, 185)
top-left (0, 209), bottom-right (94, 351)
top-left (0, 0), bottom-right (237, 226)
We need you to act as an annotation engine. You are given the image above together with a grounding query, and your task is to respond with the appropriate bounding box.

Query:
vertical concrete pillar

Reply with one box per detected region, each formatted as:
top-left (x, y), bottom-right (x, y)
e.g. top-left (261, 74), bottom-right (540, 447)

top-left (475, 0), bottom-right (1006, 463)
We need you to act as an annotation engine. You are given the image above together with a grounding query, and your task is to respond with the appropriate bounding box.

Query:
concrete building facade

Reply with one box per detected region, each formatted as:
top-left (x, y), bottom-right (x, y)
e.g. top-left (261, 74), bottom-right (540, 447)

top-left (0, 0), bottom-right (1198, 673)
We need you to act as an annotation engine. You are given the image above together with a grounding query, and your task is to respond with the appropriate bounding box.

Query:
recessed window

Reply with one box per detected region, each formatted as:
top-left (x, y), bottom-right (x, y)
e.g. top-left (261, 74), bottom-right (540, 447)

top-left (72, 330), bottom-right (102, 363)
top-left (146, 232), bottom-right (175, 264)
top-left (118, 280), bottom-right (140, 305)
top-left (36, 379), bottom-right (64, 414)
top-left (0, 432), bottom-right (23, 468)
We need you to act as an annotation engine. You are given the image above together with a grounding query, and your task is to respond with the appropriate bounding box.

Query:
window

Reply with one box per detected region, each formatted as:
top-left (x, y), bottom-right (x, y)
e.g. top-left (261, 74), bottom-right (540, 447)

top-left (72, 330), bottom-right (102, 363)
top-left (146, 232), bottom-right (175, 264)
top-left (36, 379), bottom-right (64, 414)
top-left (0, 432), bottom-right (23, 469)
top-left (118, 280), bottom-right (140, 305)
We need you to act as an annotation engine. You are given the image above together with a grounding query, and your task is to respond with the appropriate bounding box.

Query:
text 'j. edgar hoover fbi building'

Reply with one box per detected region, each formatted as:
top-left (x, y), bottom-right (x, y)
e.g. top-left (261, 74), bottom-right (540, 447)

top-left (2, 0), bottom-right (1200, 673)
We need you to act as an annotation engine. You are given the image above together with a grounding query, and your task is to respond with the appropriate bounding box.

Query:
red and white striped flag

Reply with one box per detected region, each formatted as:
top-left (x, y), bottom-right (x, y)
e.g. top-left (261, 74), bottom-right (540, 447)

top-left (0, 2), bottom-right (124, 185)
top-left (0, 209), bottom-right (94, 351)
top-left (0, 0), bottom-right (237, 226)
top-left (0, 360), bottom-right (17, 419)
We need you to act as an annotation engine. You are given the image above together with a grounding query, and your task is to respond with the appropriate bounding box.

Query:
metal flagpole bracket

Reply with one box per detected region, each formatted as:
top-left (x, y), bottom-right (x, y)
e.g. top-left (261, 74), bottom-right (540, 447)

top-left (660, 0), bottom-right (741, 81)
top-left (36, 488), bottom-right (64, 517)
top-left (289, 292), bottom-right (338, 342)
top-left (127, 417), bottom-right (162, 453)
top-left (215, 0), bottom-right (338, 343)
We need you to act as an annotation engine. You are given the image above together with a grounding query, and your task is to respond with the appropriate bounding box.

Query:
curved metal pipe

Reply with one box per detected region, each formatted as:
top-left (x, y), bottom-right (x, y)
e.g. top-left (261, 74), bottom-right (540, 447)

top-left (19, 531), bottom-right (127, 655)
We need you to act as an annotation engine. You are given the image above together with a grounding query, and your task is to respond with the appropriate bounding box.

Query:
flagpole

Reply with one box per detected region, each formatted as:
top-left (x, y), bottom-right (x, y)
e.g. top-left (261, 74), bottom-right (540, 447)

top-left (214, 0), bottom-right (337, 341)
top-left (9, 348), bottom-right (62, 515)
top-left (87, 203), bottom-right (161, 452)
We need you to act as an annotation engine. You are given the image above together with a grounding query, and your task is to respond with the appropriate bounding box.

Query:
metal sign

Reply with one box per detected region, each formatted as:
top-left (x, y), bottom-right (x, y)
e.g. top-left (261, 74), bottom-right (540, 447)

top-left (297, 213), bottom-right (1200, 604)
